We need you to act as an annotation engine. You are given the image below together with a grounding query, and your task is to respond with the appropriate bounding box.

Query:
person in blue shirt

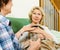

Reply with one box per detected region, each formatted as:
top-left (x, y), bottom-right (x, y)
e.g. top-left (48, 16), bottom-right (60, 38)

top-left (0, 0), bottom-right (40, 50)
top-left (0, 0), bottom-right (22, 50)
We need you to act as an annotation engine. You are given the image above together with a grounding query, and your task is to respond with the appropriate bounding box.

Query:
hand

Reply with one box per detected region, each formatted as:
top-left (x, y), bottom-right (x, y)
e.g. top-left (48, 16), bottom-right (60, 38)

top-left (27, 38), bottom-right (41, 50)
top-left (30, 27), bottom-right (53, 40)
top-left (16, 24), bottom-right (36, 38)
top-left (22, 25), bottom-right (36, 32)
top-left (30, 27), bottom-right (44, 34)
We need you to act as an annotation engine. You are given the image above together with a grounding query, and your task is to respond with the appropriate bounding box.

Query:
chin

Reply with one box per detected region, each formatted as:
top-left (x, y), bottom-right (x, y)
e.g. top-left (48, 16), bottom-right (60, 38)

top-left (8, 11), bottom-right (11, 14)
top-left (35, 21), bottom-right (39, 23)
top-left (34, 22), bottom-right (39, 24)
top-left (6, 12), bottom-right (11, 15)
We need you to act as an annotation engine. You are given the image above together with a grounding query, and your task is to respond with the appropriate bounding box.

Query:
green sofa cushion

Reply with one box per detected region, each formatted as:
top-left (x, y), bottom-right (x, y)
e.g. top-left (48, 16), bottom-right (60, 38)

top-left (7, 17), bottom-right (30, 33)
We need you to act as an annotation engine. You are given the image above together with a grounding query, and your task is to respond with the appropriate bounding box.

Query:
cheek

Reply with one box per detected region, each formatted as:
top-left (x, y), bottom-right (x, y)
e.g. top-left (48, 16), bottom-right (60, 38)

top-left (7, 5), bottom-right (11, 9)
top-left (6, 3), bottom-right (12, 10)
top-left (31, 16), bottom-right (35, 20)
top-left (8, 5), bottom-right (12, 11)
top-left (39, 16), bottom-right (42, 20)
top-left (5, 6), bottom-right (11, 13)
top-left (32, 14), bottom-right (36, 19)
top-left (5, 5), bottom-right (10, 10)
top-left (5, 7), bottom-right (10, 12)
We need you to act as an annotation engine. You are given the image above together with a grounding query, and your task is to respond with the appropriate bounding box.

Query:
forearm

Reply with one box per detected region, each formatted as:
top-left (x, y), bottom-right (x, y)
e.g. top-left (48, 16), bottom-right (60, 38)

top-left (15, 28), bottom-right (25, 39)
top-left (41, 31), bottom-right (53, 40)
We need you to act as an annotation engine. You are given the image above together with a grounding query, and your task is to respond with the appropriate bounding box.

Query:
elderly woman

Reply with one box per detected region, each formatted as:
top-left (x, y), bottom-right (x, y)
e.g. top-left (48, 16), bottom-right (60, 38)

top-left (19, 7), bottom-right (59, 50)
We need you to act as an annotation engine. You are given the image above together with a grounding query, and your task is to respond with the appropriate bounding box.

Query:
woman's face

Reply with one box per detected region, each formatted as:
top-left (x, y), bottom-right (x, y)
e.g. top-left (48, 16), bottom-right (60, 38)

top-left (3, 0), bottom-right (13, 14)
top-left (31, 9), bottom-right (42, 24)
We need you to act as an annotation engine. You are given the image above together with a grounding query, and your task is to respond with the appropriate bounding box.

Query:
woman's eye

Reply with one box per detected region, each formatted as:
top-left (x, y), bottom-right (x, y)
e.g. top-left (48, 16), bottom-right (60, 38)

top-left (33, 13), bottom-right (36, 14)
top-left (37, 13), bottom-right (40, 15)
top-left (33, 13), bottom-right (41, 15)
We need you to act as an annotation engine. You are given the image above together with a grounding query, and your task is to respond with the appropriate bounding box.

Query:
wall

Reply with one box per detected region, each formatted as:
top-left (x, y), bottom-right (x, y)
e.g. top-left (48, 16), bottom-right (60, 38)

top-left (59, 11), bottom-right (60, 31)
top-left (43, 0), bottom-right (54, 30)
top-left (6, 0), bottom-right (39, 18)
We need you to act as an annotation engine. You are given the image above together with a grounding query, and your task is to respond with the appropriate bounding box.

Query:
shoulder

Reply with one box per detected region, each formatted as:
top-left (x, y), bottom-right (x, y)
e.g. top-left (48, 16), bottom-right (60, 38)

top-left (0, 23), bottom-right (11, 42)
top-left (0, 23), bottom-right (8, 35)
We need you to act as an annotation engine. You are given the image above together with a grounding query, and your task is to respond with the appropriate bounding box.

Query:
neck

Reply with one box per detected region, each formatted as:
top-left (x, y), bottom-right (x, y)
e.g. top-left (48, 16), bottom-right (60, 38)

top-left (0, 9), bottom-right (7, 16)
top-left (31, 22), bottom-right (39, 25)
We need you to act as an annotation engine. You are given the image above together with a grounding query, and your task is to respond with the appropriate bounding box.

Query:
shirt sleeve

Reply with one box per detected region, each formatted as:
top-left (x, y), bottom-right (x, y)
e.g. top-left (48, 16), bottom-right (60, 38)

top-left (8, 26), bottom-right (22, 50)
top-left (0, 44), bottom-right (3, 50)
top-left (0, 24), bottom-right (22, 50)
top-left (11, 33), bottom-right (21, 50)
top-left (0, 26), bottom-right (14, 50)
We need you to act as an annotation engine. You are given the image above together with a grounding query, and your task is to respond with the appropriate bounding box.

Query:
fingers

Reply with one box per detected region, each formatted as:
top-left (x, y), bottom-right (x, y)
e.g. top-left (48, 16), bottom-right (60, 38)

top-left (29, 28), bottom-right (39, 33)
top-left (29, 38), bottom-right (41, 50)
top-left (23, 25), bottom-right (36, 31)
top-left (27, 25), bottom-right (36, 31)
top-left (30, 28), bottom-right (36, 31)
top-left (36, 38), bottom-right (41, 42)
top-left (29, 39), bottom-right (33, 44)
top-left (29, 38), bottom-right (41, 44)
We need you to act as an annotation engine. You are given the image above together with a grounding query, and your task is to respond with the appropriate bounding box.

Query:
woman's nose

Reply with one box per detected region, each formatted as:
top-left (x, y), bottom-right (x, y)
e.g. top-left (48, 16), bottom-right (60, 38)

top-left (35, 14), bottom-right (39, 18)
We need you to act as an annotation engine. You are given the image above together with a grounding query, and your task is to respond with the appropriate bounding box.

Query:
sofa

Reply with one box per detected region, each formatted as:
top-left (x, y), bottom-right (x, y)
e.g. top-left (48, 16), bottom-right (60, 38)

top-left (7, 17), bottom-right (60, 43)
top-left (7, 17), bottom-right (30, 33)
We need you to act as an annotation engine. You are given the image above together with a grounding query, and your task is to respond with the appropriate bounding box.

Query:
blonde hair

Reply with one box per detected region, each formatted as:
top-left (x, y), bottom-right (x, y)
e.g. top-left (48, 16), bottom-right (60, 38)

top-left (29, 6), bottom-right (45, 24)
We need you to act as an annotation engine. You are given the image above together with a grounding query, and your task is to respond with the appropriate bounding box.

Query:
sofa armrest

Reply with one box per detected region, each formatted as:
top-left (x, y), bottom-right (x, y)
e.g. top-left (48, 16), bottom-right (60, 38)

top-left (51, 30), bottom-right (60, 43)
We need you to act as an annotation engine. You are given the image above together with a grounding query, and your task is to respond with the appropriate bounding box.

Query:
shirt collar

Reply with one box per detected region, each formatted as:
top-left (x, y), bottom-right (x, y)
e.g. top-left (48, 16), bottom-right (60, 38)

top-left (0, 14), bottom-right (10, 26)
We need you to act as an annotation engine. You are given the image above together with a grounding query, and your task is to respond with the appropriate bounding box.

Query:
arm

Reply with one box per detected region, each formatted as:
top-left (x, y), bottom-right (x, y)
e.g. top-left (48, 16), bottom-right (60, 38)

top-left (43, 26), bottom-right (58, 43)
top-left (0, 24), bottom-right (21, 50)
top-left (0, 26), bottom-right (14, 50)
top-left (15, 27), bottom-right (25, 39)
top-left (15, 25), bottom-right (36, 39)
top-left (0, 45), bottom-right (3, 50)
top-left (36, 26), bottom-right (53, 40)
top-left (19, 32), bottom-right (28, 42)
top-left (29, 26), bottom-right (53, 40)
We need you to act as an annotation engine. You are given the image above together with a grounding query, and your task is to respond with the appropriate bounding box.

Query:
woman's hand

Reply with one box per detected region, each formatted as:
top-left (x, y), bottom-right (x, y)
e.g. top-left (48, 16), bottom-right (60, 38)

top-left (15, 24), bottom-right (36, 39)
top-left (27, 38), bottom-right (41, 50)
top-left (22, 25), bottom-right (36, 32)
top-left (29, 27), bottom-right (53, 40)
top-left (30, 27), bottom-right (44, 34)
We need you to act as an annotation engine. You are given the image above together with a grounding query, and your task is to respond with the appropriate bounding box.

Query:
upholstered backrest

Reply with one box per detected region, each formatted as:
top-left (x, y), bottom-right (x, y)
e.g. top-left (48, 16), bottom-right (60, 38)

top-left (7, 17), bottom-right (30, 33)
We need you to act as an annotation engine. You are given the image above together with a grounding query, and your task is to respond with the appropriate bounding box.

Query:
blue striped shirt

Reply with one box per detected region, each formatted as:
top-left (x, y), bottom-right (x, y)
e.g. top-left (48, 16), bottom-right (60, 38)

top-left (0, 15), bottom-right (21, 50)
